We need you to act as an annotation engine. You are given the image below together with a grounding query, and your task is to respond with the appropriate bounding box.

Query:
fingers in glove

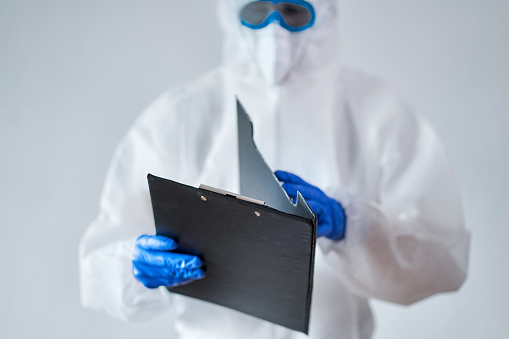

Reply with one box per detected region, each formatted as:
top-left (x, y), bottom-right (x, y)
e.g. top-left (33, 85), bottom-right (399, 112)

top-left (169, 254), bottom-right (204, 270)
top-left (281, 182), bottom-right (324, 201)
top-left (135, 235), bottom-right (178, 251)
top-left (178, 267), bottom-right (206, 281)
top-left (133, 249), bottom-right (203, 269)
top-left (306, 199), bottom-right (325, 217)
top-left (133, 261), bottom-right (173, 279)
top-left (275, 170), bottom-right (309, 185)
top-left (134, 267), bottom-right (205, 287)
top-left (132, 266), bottom-right (165, 288)
top-left (134, 260), bottom-right (205, 279)
top-left (169, 268), bottom-right (206, 287)
top-left (306, 200), bottom-right (332, 238)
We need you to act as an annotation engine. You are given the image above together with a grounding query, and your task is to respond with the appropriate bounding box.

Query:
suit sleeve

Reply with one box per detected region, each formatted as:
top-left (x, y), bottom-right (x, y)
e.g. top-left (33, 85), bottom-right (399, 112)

top-left (79, 96), bottom-right (179, 320)
top-left (319, 92), bottom-right (470, 305)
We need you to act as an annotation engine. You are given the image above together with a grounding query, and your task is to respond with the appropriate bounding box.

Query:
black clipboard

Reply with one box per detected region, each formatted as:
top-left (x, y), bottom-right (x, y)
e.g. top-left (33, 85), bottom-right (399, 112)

top-left (147, 100), bottom-right (317, 334)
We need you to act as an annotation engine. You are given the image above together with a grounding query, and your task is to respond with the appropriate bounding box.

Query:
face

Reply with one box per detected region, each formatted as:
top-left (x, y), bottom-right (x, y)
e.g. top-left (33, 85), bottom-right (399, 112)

top-left (221, 0), bottom-right (337, 84)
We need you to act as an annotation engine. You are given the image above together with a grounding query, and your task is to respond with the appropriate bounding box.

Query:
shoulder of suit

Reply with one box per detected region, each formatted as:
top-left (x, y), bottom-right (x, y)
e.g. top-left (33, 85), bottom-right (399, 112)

top-left (337, 65), bottom-right (420, 128)
top-left (338, 66), bottom-right (399, 103)
top-left (135, 67), bottom-right (226, 127)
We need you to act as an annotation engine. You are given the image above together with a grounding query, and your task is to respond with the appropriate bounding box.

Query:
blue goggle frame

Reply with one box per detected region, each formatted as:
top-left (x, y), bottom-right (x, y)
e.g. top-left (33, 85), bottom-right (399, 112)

top-left (240, 0), bottom-right (316, 33)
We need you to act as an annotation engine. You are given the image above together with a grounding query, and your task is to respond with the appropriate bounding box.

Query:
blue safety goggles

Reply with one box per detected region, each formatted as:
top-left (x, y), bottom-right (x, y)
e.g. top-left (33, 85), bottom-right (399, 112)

top-left (240, 0), bottom-right (316, 32)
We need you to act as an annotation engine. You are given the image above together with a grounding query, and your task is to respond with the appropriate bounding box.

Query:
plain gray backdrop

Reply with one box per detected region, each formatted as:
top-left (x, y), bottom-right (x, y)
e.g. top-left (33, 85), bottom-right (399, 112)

top-left (1, 0), bottom-right (507, 338)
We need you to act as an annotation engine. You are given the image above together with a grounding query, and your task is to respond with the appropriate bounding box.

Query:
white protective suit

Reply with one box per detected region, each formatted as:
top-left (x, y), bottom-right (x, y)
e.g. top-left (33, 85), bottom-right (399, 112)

top-left (79, 0), bottom-right (471, 338)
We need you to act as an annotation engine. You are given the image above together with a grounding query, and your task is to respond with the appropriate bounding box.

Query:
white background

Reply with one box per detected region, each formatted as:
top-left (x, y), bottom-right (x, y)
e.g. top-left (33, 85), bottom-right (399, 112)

top-left (1, 0), bottom-right (507, 338)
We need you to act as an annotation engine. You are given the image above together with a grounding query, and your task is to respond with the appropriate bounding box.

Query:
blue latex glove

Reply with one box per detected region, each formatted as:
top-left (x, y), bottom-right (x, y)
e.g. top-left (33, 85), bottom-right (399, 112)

top-left (132, 235), bottom-right (205, 289)
top-left (275, 170), bottom-right (346, 241)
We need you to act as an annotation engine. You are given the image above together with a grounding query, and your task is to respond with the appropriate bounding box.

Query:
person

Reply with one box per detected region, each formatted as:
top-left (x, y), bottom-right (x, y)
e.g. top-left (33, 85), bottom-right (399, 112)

top-left (79, 0), bottom-right (471, 338)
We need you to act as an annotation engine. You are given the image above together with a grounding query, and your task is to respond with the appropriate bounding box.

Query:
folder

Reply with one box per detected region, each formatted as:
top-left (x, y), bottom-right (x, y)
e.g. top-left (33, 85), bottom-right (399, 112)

top-left (147, 100), bottom-right (317, 334)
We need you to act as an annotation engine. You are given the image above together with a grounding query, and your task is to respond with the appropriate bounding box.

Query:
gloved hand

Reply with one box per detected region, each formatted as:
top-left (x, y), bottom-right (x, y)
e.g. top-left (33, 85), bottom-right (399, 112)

top-left (275, 170), bottom-right (346, 241)
top-left (132, 235), bottom-right (205, 289)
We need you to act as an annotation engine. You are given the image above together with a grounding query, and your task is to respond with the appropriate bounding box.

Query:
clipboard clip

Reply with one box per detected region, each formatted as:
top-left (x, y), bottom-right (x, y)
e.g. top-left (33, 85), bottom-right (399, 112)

top-left (199, 184), bottom-right (267, 206)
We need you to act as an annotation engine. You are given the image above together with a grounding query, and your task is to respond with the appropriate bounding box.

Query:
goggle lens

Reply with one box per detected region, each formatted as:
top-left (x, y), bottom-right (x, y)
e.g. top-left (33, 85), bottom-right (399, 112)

top-left (240, 2), bottom-right (273, 25)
